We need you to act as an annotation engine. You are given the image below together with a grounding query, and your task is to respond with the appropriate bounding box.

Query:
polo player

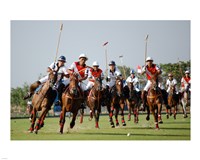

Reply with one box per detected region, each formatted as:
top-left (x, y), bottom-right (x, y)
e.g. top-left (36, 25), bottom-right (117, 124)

top-left (67, 54), bottom-right (89, 108)
top-left (23, 55), bottom-right (69, 100)
top-left (86, 61), bottom-right (104, 91)
top-left (141, 57), bottom-right (162, 110)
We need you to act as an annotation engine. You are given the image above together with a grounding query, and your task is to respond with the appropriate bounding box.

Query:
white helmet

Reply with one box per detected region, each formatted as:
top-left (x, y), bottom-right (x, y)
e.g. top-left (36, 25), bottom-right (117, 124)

top-left (79, 54), bottom-right (88, 60)
top-left (185, 70), bottom-right (190, 74)
top-left (92, 61), bottom-right (99, 66)
top-left (146, 57), bottom-right (153, 62)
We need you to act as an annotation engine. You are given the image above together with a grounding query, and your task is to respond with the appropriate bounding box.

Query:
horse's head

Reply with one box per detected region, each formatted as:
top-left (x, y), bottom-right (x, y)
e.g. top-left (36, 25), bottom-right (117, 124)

top-left (127, 82), bottom-right (134, 91)
top-left (115, 76), bottom-right (123, 97)
top-left (93, 77), bottom-right (103, 91)
top-left (168, 85), bottom-right (175, 96)
top-left (48, 71), bottom-right (58, 87)
top-left (69, 73), bottom-right (79, 95)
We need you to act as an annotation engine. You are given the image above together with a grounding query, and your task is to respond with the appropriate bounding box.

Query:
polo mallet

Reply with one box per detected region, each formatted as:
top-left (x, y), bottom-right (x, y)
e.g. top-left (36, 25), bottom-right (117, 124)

top-left (54, 23), bottom-right (63, 63)
top-left (144, 34), bottom-right (149, 67)
top-left (119, 55), bottom-right (126, 79)
top-left (103, 42), bottom-right (109, 77)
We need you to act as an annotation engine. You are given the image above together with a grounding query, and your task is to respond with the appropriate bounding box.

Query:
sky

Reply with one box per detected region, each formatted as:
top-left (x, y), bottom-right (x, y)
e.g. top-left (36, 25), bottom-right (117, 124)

top-left (11, 20), bottom-right (190, 88)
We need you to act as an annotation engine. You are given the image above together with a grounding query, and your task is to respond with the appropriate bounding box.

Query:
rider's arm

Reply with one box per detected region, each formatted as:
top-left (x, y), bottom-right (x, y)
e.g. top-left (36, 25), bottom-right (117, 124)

top-left (79, 68), bottom-right (89, 82)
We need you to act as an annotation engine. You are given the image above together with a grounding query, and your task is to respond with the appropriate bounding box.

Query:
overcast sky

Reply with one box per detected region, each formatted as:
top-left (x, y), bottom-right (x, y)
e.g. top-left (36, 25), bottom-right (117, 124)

top-left (11, 20), bottom-right (190, 88)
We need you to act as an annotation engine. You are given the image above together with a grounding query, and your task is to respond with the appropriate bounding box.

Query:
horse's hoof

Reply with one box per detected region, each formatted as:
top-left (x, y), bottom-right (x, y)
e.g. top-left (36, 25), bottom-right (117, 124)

top-left (60, 131), bottom-right (63, 134)
top-left (111, 123), bottom-right (115, 128)
top-left (28, 130), bottom-right (33, 133)
top-left (34, 130), bottom-right (38, 134)
top-left (116, 123), bottom-right (119, 126)
top-left (174, 115), bottom-right (176, 119)
top-left (146, 116), bottom-right (150, 121)
top-left (122, 123), bottom-right (126, 126)
top-left (128, 119), bottom-right (130, 121)
top-left (159, 120), bottom-right (163, 124)
top-left (184, 115), bottom-right (188, 118)
top-left (166, 115), bottom-right (169, 119)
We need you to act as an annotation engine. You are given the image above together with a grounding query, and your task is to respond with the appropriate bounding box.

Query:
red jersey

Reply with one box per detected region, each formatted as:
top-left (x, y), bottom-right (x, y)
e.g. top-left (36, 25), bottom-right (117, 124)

top-left (145, 64), bottom-right (160, 80)
top-left (69, 61), bottom-right (88, 78)
top-left (89, 68), bottom-right (103, 82)
top-left (181, 76), bottom-right (191, 87)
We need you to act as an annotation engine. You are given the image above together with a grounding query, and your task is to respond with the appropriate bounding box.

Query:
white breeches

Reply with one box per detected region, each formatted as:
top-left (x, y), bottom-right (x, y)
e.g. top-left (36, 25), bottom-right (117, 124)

top-left (167, 86), bottom-right (178, 94)
top-left (79, 81), bottom-right (87, 91)
top-left (39, 75), bottom-right (48, 84)
top-left (62, 77), bottom-right (70, 86)
top-left (180, 86), bottom-right (191, 93)
top-left (106, 80), bottom-right (115, 88)
top-left (86, 81), bottom-right (94, 90)
top-left (143, 80), bottom-right (152, 91)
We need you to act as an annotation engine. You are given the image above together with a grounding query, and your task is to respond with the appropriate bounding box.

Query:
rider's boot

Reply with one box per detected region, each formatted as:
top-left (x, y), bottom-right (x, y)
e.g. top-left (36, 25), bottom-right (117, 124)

top-left (23, 81), bottom-right (41, 100)
top-left (55, 83), bottom-right (65, 106)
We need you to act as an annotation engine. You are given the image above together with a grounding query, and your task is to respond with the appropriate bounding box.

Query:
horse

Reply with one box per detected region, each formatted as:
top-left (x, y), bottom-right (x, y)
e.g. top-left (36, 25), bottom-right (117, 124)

top-left (109, 76), bottom-right (126, 128)
top-left (86, 77), bottom-right (104, 128)
top-left (166, 86), bottom-right (179, 119)
top-left (180, 86), bottom-right (190, 118)
top-left (124, 82), bottom-right (141, 123)
top-left (146, 79), bottom-right (163, 129)
top-left (29, 70), bottom-right (57, 134)
top-left (59, 73), bottom-right (83, 134)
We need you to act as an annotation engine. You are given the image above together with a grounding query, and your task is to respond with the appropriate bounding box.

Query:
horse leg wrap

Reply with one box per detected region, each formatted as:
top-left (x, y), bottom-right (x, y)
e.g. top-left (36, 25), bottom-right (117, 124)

top-left (128, 114), bottom-right (131, 120)
top-left (95, 122), bottom-right (99, 128)
top-left (155, 122), bottom-right (159, 129)
top-left (109, 112), bottom-right (113, 118)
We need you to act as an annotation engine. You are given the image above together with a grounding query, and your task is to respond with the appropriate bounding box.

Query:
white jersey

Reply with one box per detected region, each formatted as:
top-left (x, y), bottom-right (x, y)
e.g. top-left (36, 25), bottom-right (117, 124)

top-left (68, 62), bottom-right (89, 79)
top-left (39, 62), bottom-right (68, 84)
top-left (125, 75), bottom-right (140, 92)
top-left (107, 67), bottom-right (122, 88)
top-left (49, 62), bottom-right (68, 75)
top-left (166, 78), bottom-right (178, 93)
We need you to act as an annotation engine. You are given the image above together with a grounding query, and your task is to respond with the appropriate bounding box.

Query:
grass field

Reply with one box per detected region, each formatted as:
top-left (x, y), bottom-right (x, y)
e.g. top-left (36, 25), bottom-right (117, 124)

top-left (11, 113), bottom-right (190, 140)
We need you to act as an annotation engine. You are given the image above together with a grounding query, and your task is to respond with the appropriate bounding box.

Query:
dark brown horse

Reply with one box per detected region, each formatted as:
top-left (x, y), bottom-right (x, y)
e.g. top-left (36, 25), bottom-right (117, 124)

top-left (125, 82), bottom-right (141, 123)
top-left (146, 79), bottom-right (163, 129)
top-left (29, 71), bottom-right (57, 134)
top-left (109, 76), bottom-right (126, 128)
top-left (59, 73), bottom-right (83, 134)
top-left (87, 77), bottom-right (103, 128)
top-left (166, 86), bottom-right (179, 119)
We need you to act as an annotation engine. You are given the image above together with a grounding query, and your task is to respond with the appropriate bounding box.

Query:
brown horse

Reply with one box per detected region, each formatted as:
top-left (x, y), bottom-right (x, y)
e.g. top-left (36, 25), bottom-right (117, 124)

top-left (29, 71), bottom-right (57, 134)
top-left (166, 86), bottom-right (179, 119)
top-left (109, 76), bottom-right (126, 128)
top-left (146, 79), bottom-right (163, 129)
top-left (59, 73), bottom-right (83, 134)
top-left (87, 77), bottom-right (103, 128)
top-left (125, 82), bottom-right (141, 123)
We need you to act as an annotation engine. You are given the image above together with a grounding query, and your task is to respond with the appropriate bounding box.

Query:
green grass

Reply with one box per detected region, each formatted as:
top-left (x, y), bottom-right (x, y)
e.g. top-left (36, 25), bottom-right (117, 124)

top-left (11, 113), bottom-right (190, 140)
